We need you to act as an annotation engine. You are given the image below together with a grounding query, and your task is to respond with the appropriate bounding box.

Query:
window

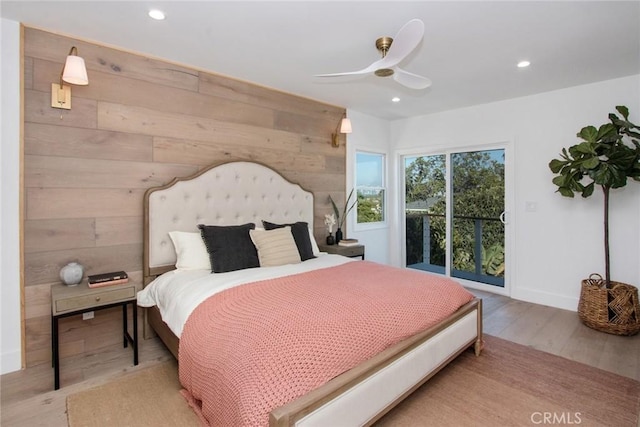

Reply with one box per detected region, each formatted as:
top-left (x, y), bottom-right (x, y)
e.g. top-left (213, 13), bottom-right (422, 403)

top-left (356, 151), bottom-right (386, 224)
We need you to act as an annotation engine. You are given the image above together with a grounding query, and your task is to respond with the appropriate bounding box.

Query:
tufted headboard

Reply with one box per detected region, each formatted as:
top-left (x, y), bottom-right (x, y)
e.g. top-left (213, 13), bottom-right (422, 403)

top-left (143, 161), bottom-right (314, 283)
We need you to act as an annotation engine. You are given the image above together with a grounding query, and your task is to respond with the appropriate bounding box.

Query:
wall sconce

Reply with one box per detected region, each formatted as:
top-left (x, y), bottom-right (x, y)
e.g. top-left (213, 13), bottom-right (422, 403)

top-left (51, 46), bottom-right (89, 110)
top-left (331, 114), bottom-right (352, 148)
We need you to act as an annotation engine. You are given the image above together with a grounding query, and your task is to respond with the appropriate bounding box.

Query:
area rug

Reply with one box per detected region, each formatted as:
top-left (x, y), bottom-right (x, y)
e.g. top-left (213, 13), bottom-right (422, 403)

top-left (66, 360), bottom-right (199, 427)
top-left (376, 335), bottom-right (640, 426)
top-left (67, 336), bottom-right (640, 427)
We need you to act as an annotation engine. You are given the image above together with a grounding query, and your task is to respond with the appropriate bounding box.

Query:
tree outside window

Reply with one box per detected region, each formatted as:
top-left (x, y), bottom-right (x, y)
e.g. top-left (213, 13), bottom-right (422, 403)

top-left (356, 151), bottom-right (386, 224)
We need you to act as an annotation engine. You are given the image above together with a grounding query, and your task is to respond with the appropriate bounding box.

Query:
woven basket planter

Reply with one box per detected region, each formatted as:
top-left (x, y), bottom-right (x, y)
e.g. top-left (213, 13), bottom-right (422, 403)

top-left (578, 274), bottom-right (640, 336)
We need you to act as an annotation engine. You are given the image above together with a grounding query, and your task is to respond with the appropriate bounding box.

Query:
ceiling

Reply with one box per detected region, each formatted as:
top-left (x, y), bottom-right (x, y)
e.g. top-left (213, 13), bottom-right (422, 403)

top-left (2, 1), bottom-right (639, 120)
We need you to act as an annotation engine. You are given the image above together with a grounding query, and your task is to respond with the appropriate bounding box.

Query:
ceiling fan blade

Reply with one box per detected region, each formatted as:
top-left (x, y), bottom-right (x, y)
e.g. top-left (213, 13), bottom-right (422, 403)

top-left (379, 19), bottom-right (425, 68)
top-left (393, 68), bottom-right (432, 89)
top-left (314, 58), bottom-right (386, 78)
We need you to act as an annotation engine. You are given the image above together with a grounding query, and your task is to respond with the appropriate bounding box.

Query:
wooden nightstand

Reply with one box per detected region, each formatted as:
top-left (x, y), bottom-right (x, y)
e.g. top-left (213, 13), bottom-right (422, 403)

top-left (51, 281), bottom-right (138, 390)
top-left (318, 244), bottom-right (365, 260)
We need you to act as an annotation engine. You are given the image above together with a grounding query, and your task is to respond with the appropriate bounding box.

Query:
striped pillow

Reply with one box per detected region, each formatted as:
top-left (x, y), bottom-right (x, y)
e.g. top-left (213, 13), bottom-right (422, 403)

top-left (249, 226), bottom-right (301, 267)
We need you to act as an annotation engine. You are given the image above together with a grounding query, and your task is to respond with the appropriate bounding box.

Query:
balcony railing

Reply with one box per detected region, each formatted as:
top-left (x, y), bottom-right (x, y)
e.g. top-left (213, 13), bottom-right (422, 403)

top-left (406, 212), bottom-right (504, 287)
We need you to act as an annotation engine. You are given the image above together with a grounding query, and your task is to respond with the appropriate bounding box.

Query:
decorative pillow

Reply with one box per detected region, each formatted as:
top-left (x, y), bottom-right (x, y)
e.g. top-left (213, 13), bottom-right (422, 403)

top-left (198, 223), bottom-right (259, 273)
top-left (249, 227), bottom-right (302, 267)
top-left (262, 220), bottom-right (316, 261)
top-left (308, 228), bottom-right (320, 256)
top-left (168, 231), bottom-right (211, 270)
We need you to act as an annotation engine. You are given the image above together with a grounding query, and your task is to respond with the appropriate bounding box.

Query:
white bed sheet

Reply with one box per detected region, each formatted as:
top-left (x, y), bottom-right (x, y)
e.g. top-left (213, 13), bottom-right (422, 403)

top-left (137, 253), bottom-right (355, 337)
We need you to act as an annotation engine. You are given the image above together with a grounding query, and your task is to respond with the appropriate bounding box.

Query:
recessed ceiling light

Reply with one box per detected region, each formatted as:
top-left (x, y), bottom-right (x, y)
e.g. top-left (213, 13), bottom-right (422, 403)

top-left (148, 9), bottom-right (166, 20)
top-left (517, 60), bottom-right (531, 68)
top-left (392, 97), bottom-right (401, 103)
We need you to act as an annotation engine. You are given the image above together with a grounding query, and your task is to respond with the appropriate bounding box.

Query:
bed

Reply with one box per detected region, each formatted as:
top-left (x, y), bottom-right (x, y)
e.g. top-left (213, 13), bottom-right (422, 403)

top-left (140, 160), bottom-right (483, 426)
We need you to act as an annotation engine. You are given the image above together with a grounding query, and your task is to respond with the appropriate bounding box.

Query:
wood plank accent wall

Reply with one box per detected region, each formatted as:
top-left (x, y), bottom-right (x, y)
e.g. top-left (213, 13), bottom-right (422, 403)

top-left (22, 27), bottom-right (346, 367)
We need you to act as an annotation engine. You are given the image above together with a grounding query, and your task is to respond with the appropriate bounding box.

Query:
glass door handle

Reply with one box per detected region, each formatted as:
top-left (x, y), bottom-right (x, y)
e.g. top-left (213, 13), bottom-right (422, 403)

top-left (500, 211), bottom-right (506, 224)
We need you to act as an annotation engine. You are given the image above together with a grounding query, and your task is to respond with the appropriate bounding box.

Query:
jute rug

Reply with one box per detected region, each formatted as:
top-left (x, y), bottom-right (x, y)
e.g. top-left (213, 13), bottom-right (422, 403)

top-left (67, 360), bottom-right (199, 427)
top-left (67, 335), bottom-right (640, 427)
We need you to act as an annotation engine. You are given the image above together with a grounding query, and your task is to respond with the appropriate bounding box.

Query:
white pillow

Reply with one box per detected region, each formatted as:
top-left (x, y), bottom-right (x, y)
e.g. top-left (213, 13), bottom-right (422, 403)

top-left (168, 231), bottom-right (211, 270)
top-left (249, 226), bottom-right (301, 267)
top-left (308, 227), bottom-right (320, 256)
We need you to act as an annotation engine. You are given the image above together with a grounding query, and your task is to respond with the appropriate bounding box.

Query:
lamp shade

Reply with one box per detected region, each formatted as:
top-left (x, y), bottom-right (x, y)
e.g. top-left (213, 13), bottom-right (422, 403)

top-left (340, 118), bottom-right (352, 134)
top-left (62, 55), bottom-right (89, 85)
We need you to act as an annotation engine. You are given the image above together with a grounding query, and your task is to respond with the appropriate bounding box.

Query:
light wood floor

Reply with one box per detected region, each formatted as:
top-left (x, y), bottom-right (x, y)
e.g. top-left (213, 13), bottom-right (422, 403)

top-left (2, 291), bottom-right (639, 426)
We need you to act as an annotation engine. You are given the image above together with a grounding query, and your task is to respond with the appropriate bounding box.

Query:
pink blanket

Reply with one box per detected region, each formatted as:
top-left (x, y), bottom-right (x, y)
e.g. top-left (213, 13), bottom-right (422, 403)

top-left (179, 261), bottom-right (474, 426)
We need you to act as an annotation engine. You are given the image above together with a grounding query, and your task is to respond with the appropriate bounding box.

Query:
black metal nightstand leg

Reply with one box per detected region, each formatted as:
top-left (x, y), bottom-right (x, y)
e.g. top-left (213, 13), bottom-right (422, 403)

top-left (53, 316), bottom-right (60, 390)
top-left (122, 304), bottom-right (128, 348)
top-left (51, 316), bottom-right (55, 368)
top-left (133, 302), bottom-right (138, 365)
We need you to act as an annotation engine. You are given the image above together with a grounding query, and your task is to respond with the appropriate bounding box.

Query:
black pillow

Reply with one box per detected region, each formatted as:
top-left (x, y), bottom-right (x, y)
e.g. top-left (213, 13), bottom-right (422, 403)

top-left (262, 220), bottom-right (315, 261)
top-left (198, 223), bottom-right (259, 273)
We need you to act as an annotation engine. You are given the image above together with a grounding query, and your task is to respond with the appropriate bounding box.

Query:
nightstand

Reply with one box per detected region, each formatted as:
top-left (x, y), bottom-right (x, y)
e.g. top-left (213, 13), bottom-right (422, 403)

top-left (51, 281), bottom-right (138, 390)
top-left (318, 244), bottom-right (365, 260)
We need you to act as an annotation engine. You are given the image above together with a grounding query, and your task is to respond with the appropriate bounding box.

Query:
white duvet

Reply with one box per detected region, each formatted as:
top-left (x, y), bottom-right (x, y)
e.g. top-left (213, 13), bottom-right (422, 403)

top-left (137, 253), bottom-right (355, 337)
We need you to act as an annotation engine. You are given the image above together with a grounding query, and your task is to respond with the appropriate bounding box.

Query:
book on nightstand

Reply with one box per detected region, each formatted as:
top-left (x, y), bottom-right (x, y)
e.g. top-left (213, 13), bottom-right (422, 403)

top-left (87, 278), bottom-right (129, 288)
top-left (88, 271), bottom-right (128, 285)
top-left (338, 238), bottom-right (359, 247)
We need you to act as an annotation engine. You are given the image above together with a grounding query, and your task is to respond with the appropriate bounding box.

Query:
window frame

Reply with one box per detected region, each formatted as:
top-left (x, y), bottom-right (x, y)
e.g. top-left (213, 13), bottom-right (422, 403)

top-left (354, 149), bottom-right (387, 231)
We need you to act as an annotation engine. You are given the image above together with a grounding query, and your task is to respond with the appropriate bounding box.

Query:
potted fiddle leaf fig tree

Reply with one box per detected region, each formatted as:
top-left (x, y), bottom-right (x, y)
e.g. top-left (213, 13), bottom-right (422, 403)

top-left (548, 105), bottom-right (640, 335)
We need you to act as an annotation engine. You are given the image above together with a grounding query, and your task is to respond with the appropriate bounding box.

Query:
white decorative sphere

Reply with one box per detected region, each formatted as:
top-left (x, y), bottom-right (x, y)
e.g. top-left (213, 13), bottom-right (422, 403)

top-left (60, 262), bottom-right (84, 286)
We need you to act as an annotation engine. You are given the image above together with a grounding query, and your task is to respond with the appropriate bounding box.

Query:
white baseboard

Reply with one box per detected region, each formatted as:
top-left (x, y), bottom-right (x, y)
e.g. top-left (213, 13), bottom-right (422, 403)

top-left (511, 287), bottom-right (579, 312)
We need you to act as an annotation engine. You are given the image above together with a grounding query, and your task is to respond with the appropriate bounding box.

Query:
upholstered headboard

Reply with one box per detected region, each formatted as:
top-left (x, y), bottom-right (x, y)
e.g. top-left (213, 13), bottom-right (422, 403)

top-left (143, 161), bottom-right (314, 282)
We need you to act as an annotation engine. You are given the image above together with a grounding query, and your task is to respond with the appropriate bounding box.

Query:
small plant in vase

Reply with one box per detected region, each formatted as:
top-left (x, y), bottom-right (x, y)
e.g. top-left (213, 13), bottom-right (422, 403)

top-left (329, 189), bottom-right (357, 244)
top-left (324, 213), bottom-right (336, 245)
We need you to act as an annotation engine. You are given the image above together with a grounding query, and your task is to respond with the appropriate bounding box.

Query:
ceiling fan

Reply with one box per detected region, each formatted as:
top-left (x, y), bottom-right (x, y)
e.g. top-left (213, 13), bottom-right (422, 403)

top-left (315, 19), bottom-right (432, 90)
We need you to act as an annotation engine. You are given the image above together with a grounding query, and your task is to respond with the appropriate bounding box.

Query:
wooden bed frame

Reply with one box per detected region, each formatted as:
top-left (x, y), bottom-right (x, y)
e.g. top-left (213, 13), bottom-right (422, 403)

top-left (143, 160), bottom-right (483, 426)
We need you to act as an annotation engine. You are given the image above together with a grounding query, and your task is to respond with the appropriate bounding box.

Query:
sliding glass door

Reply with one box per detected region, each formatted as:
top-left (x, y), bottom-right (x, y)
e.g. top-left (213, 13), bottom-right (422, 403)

top-left (405, 154), bottom-right (447, 274)
top-left (404, 148), bottom-right (506, 288)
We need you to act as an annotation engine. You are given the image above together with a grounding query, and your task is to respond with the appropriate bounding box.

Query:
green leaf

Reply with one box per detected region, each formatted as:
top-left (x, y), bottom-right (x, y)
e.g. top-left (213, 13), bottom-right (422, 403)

top-left (582, 157), bottom-right (600, 169)
top-left (616, 105), bottom-right (629, 120)
top-left (611, 176), bottom-right (628, 188)
top-left (589, 164), bottom-right (608, 185)
top-left (552, 175), bottom-right (566, 187)
top-left (329, 195), bottom-right (340, 221)
top-left (558, 187), bottom-right (575, 197)
top-left (574, 141), bottom-right (595, 155)
top-left (590, 163), bottom-right (626, 187)
top-left (578, 126), bottom-right (598, 143)
top-left (572, 180), bottom-right (585, 192)
top-left (597, 123), bottom-right (617, 141)
top-left (608, 165), bottom-right (628, 188)
top-left (608, 150), bottom-right (635, 170)
top-left (582, 182), bottom-right (595, 198)
top-left (342, 188), bottom-right (356, 227)
top-left (549, 159), bottom-right (566, 173)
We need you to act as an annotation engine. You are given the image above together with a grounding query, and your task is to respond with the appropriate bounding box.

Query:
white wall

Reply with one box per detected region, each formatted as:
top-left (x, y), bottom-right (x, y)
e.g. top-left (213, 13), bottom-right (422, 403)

top-left (345, 109), bottom-right (392, 265)
top-left (389, 75), bottom-right (640, 311)
top-left (1, 18), bottom-right (23, 374)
